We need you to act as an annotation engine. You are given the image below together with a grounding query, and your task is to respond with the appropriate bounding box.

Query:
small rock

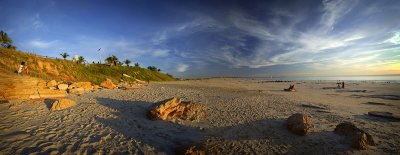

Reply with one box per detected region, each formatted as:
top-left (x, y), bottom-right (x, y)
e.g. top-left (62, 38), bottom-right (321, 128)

top-left (69, 82), bottom-right (93, 90)
top-left (334, 122), bottom-right (376, 150)
top-left (368, 111), bottom-right (400, 120)
top-left (68, 87), bottom-right (85, 95)
top-left (47, 80), bottom-right (58, 87)
top-left (50, 98), bottom-right (76, 111)
top-left (57, 84), bottom-right (69, 90)
top-left (286, 113), bottom-right (314, 135)
top-left (100, 79), bottom-right (116, 89)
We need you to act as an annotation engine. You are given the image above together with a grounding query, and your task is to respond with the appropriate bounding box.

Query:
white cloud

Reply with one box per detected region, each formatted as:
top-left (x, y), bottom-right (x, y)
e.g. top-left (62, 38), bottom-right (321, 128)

top-left (177, 64), bottom-right (189, 72)
top-left (386, 32), bottom-right (400, 44)
top-left (152, 49), bottom-right (169, 57)
top-left (31, 14), bottom-right (45, 30)
top-left (29, 40), bottom-right (58, 49)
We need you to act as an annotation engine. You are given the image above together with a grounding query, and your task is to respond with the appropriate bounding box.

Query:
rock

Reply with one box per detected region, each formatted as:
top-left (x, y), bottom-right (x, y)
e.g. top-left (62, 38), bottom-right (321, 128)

top-left (50, 99), bottom-right (76, 111)
top-left (47, 80), bottom-right (58, 87)
top-left (93, 85), bottom-right (101, 90)
top-left (69, 82), bottom-right (92, 90)
top-left (176, 146), bottom-right (205, 155)
top-left (68, 87), bottom-right (85, 95)
top-left (286, 113), bottom-right (314, 135)
top-left (334, 122), bottom-right (376, 150)
top-left (0, 74), bottom-right (66, 100)
top-left (57, 84), bottom-right (69, 90)
top-left (368, 111), bottom-right (400, 120)
top-left (301, 103), bottom-right (327, 109)
top-left (37, 81), bottom-right (47, 89)
top-left (100, 79), bottom-right (116, 89)
top-left (147, 97), bottom-right (206, 122)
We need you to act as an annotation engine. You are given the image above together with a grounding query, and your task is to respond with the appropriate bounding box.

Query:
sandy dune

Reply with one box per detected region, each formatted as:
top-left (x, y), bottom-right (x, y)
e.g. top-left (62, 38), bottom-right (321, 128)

top-left (0, 78), bottom-right (399, 154)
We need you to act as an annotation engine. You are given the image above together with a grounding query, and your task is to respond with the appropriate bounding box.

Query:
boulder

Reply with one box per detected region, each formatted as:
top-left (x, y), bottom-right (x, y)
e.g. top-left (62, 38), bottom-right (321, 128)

top-left (47, 80), bottom-right (58, 87)
top-left (334, 122), bottom-right (376, 150)
top-left (68, 87), bottom-right (85, 95)
top-left (50, 99), bottom-right (76, 111)
top-left (93, 85), bottom-right (101, 90)
top-left (57, 84), bottom-right (69, 90)
top-left (69, 82), bottom-right (92, 90)
top-left (286, 113), bottom-right (314, 135)
top-left (147, 97), bottom-right (206, 122)
top-left (100, 79), bottom-right (116, 89)
top-left (0, 74), bottom-right (66, 100)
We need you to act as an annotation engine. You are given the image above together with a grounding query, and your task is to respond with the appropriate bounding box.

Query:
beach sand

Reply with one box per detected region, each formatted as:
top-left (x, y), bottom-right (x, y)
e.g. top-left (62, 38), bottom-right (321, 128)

top-left (1, 78), bottom-right (399, 154)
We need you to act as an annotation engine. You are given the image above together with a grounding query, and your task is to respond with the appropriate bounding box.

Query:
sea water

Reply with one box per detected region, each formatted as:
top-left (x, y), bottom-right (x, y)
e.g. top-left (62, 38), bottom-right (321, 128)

top-left (246, 75), bottom-right (400, 83)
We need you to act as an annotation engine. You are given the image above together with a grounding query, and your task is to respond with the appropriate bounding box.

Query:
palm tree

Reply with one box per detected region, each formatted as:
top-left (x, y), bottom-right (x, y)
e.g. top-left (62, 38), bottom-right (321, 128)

top-left (60, 52), bottom-right (69, 60)
top-left (77, 56), bottom-right (85, 64)
top-left (134, 63), bottom-right (140, 67)
top-left (0, 30), bottom-right (14, 49)
top-left (124, 59), bottom-right (131, 66)
top-left (105, 55), bottom-right (119, 66)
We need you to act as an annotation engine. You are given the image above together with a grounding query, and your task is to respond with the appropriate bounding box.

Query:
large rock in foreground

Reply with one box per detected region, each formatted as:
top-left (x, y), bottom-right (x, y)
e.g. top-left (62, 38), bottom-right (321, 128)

top-left (286, 113), bottom-right (314, 135)
top-left (147, 97), bottom-right (206, 122)
top-left (50, 98), bottom-right (76, 111)
top-left (100, 79), bottom-right (116, 89)
top-left (334, 122), bottom-right (376, 150)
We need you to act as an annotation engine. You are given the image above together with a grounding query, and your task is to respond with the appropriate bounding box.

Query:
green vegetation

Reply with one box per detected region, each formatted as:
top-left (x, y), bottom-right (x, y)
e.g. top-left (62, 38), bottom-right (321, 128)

top-left (0, 49), bottom-right (176, 84)
top-left (0, 30), bottom-right (16, 50)
top-left (60, 52), bottom-right (69, 60)
top-left (0, 30), bottom-right (175, 83)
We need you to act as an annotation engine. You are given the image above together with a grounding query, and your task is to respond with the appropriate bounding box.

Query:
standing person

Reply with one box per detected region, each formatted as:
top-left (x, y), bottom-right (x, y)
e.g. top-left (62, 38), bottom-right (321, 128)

top-left (23, 62), bottom-right (29, 75)
top-left (18, 62), bottom-right (24, 75)
top-left (342, 82), bottom-right (345, 89)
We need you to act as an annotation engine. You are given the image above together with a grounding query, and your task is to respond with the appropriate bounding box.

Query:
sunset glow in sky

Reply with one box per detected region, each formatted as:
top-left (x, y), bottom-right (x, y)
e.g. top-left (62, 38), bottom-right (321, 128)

top-left (1, 0), bottom-right (399, 77)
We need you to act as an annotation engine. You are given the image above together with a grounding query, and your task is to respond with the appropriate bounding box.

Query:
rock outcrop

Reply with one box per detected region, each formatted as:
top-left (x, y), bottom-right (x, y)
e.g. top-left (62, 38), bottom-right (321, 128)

top-left (69, 82), bottom-right (92, 90)
top-left (0, 74), bottom-right (66, 100)
top-left (286, 113), bottom-right (314, 135)
top-left (57, 84), bottom-right (69, 90)
top-left (50, 98), bottom-right (76, 111)
top-left (147, 97), bottom-right (206, 122)
top-left (47, 80), bottom-right (58, 87)
top-left (68, 87), bottom-right (85, 95)
top-left (100, 79), bottom-right (116, 89)
top-left (334, 122), bottom-right (376, 150)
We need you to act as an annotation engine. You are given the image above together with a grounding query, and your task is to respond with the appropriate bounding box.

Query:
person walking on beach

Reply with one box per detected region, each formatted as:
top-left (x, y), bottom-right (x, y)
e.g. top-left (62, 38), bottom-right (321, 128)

top-left (18, 62), bottom-right (24, 75)
top-left (22, 62), bottom-right (29, 76)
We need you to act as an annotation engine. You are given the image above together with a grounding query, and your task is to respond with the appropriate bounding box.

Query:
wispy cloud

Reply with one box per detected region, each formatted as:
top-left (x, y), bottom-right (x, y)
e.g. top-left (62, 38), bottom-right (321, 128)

top-left (152, 49), bottom-right (169, 57)
top-left (28, 39), bottom-right (58, 49)
top-left (31, 14), bottom-right (45, 30)
top-left (177, 64), bottom-right (189, 72)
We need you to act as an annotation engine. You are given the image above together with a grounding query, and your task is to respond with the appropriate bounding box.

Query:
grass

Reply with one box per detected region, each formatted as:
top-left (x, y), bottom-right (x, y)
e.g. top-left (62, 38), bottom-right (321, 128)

top-left (0, 48), bottom-right (176, 84)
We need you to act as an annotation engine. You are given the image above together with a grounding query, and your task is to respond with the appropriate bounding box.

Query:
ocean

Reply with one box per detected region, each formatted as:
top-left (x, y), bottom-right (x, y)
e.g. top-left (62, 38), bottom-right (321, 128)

top-left (246, 75), bottom-right (400, 83)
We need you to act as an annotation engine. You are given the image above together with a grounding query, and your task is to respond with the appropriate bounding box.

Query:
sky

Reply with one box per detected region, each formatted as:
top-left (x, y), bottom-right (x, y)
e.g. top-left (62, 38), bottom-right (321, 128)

top-left (1, 0), bottom-right (400, 78)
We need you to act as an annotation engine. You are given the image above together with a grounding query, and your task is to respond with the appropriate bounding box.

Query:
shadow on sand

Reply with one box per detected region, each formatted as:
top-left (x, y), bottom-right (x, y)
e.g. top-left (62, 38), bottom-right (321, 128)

top-left (95, 97), bottom-right (351, 154)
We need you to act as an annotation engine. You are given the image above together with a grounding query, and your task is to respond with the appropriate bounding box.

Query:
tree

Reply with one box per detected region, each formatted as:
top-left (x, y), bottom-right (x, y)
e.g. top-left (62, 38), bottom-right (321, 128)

top-left (60, 52), bottom-right (69, 60)
top-left (124, 59), bottom-right (131, 66)
top-left (105, 55), bottom-right (118, 66)
top-left (77, 56), bottom-right (85, 64)
top-left (0, 30), bottom-right (15, 49)
top-left (147, 66), bottom-right (158, 71)
top-left (134, 63), bottom-right (140, 67)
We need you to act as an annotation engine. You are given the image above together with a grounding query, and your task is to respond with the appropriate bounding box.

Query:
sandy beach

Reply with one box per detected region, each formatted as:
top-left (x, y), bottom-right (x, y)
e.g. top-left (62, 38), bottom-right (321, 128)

top-left (1, 78), bottom-right (399, 154)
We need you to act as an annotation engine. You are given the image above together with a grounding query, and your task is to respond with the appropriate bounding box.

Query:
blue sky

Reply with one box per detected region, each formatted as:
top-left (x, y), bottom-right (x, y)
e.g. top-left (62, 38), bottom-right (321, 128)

top-left (1, 0), bottom-right (400, 78)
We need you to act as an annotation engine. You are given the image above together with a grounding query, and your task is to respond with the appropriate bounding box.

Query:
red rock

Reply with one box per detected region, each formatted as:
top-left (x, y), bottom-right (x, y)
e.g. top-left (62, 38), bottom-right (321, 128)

top-left (286, 113), bottom-right (314, 135)
top-left (50, 98), bottom-right (76, 111)
top-left (100, 79), bottom-right (116, 89)
top-left (148, 97), bottom-right (206, 122)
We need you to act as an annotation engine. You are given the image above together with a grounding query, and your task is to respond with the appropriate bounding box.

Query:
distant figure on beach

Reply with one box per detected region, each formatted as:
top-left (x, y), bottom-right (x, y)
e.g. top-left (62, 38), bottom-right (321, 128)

top-left (18, 62), bottom-right (24, 75)
top-left (284, 84), bottom-right (295, 91)
top-left (23, 62), bottom-right (29, 75)
top-left (342, 82), bottom-right (345, 89)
